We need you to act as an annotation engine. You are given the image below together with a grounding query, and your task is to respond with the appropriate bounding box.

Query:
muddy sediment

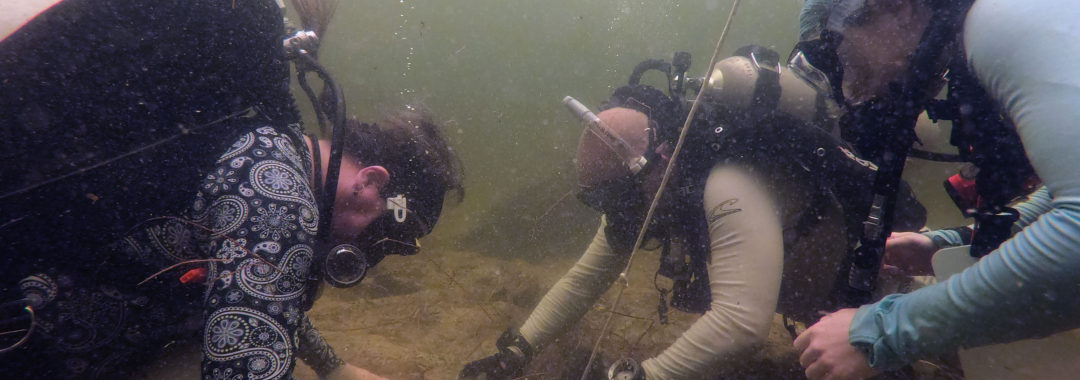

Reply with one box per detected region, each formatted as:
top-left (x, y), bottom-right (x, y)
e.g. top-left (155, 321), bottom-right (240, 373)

top-left (130, 245), bottom-right (807, 379)
top-left (305, 245), bottom-right (808, 379)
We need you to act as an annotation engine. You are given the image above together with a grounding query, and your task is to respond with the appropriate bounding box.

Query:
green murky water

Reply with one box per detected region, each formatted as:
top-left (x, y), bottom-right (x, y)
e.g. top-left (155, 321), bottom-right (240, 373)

top-left (130, 0), bottom-right (969, 378)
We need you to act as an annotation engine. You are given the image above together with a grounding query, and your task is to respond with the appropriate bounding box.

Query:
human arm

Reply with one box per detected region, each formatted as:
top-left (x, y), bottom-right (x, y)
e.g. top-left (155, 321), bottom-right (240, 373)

top-left (517, 217), bottom-right (630, 350)
top-left (460, 218), bottom-right (627, 379)
top-left (919, 186), bottom-right (1051, 250)
top-left (0, 0), bottom-right (62, 41)
top-left (641, 165), bottom-right (785, 379)
top-left (296, 314), bottom-right (390, 380)
top-left (806, 0), bottom-right (1080, 374)
top-left (296, 315), bottom-right (345, 377)
top-left (884, 186), bottom-right (1051, 276)
top-left (198, 126), bottom-right (321, 380)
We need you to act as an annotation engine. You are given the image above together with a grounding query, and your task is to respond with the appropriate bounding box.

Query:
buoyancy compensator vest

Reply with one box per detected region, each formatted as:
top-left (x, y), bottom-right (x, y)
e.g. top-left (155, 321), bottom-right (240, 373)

top-left (0, 0), bottom-right (301, 286)
top-left (599, 47), bottom-right (926, 316)
top-left (658, 106), bottom-right (929, 314)
top-left (795, 0), bottom-right (1038, 281)
top-left (925, 48), bottom-right (1040, 258)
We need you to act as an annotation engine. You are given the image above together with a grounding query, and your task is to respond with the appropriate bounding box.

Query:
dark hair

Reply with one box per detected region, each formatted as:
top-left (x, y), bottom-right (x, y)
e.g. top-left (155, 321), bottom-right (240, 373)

top-left (341, 105), bottom-right (464, 228)
top-left (377, 106), bottom-right (465, 202)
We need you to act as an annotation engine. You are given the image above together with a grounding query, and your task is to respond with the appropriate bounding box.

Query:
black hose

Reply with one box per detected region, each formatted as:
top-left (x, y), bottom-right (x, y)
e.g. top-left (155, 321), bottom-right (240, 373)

top-left (297, 71), bottom-right (329, 136)
top-left (628, 59), bottom-right (670, 86)
top-left (294, 52), bottom-right (347, 243)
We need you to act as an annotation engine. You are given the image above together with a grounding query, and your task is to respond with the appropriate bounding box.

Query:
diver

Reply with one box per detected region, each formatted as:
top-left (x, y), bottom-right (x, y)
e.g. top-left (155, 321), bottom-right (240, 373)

top-left (788, 0), bottom-right (1080, 379)
top-left (0, 1), bottom-right (463, 379)
top-left (459, 46), bottom-right (926, 380)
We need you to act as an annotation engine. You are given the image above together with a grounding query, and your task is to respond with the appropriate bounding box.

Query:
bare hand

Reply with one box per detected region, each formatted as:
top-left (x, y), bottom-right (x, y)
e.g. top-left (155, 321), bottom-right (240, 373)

top-left (793, 309), bottom-right (879, 380)
top-left (324, 362), bottom-right (390, 380)
top-left (883, 232), bottom-right (936, 276)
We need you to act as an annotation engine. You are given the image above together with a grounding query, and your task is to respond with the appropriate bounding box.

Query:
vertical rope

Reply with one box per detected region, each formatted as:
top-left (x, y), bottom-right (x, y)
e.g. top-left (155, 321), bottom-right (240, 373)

top-left (579, 1), bottom-right (743, 378)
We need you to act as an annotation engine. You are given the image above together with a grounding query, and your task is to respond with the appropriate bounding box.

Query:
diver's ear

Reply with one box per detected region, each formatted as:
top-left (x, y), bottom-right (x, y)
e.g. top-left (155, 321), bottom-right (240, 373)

top-left (656, 142), bottom-right (674, 160)
top-left (359, 165), bottom-right (390, 190)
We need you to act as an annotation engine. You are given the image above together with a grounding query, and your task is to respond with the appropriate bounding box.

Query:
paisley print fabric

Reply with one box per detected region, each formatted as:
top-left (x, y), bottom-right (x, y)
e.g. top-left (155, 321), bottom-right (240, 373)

top-left (297, 315), bottom-right (347, 378)
top-left (8, 124), bottom-right (343, 379)
top-left (199, 125), bottom-right (329, 379)
top-left (203, 307), bottom-right (292, 380)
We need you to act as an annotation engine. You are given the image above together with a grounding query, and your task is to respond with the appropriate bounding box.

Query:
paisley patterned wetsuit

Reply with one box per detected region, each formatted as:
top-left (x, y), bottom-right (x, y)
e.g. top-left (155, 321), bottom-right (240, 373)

top-left (10, 124), bottom-right (344, 379)
top-left (194, 124), bottom-right (327, 379)
top-left (1, 1), bottom-right (345, 378)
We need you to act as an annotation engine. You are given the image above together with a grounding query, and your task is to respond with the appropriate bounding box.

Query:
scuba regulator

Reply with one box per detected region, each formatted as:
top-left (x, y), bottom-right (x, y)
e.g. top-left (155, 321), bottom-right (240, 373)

top-left (283, 10), bottom-right (438, 294)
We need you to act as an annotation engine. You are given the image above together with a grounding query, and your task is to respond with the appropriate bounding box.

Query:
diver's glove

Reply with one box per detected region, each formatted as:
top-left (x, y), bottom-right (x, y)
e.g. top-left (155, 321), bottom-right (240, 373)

top-left (459, 328), bottom-right (535, 380)
top-left (607, 357), bottom-right (645, 380)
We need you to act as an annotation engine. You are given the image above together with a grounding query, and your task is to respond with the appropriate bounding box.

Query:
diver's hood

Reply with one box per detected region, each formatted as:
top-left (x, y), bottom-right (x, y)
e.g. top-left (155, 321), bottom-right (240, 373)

top-left (790, 0), bottom-right (877, 107)
top-left (347, 121), bottom-right (446, 249)
top-left (799, 0), bottom-right (873, 41)
top-left (601, 84), bottom-right (684, 144)
top-left (381, 167), bottom-right (445, 239)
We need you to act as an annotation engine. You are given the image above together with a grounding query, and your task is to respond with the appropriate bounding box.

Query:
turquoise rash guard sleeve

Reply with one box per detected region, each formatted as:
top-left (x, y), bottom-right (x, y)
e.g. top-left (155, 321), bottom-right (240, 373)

top-left (922, 186), bottom-right (1051, 248)
top-left (848, 0), bottom-right (1080, 370)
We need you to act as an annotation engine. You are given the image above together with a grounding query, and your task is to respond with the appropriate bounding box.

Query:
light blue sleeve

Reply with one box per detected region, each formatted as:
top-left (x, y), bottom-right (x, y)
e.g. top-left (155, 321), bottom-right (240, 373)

top-left (848, 0), bottom-right (1080, 370)
top-left (1011, 186), bottom-right (1052, 230)
top-left (921, 186), bottom-right (1051, 248)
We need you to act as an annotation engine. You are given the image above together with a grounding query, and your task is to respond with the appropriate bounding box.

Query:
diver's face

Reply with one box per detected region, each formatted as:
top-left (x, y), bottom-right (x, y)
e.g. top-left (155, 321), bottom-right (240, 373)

top-left (330, 155), bottom-right (390, 241)
top-left (835, 1), bottom-right (931, 103)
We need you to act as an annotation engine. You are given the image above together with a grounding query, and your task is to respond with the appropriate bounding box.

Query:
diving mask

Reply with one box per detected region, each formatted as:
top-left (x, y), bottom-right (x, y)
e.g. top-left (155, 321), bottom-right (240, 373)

top-left (793, 0), bottom-right (889, 107)
top-left (788, 29), bottom-right (847, 108)
top-left (563, 96), bottom-right (650, 175)
top-left (563, 95), bottom-right (660, 215)
top-left (323, 194), bottom-right (429, 287)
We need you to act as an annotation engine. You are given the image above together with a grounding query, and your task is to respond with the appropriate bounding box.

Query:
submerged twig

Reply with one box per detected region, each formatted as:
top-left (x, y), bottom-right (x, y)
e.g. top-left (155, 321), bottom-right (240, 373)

top-left (0, 216), bottom-right (24, 230)
top-left (132, 216), bottom-right (286, 276)
top-left (424, 256), bottom-right (498, 323)
top-left (580, 1), bottom-right (743, 378)
top-left (527, 189), bottom-right (574, 241)
top-left (0, 307), bottom-right (34, 354)
top-left (607, 309), bottom-right (652, 322)
top-left (0, 328), bottom-right (28, 337)
top-left (630, 318), bottom-right (655, 352)
top-left (463, 328), bottom-right (486, 360)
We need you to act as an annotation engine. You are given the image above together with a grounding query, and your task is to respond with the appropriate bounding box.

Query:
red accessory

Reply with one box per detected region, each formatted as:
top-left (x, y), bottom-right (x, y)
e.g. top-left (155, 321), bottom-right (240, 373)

top-left (180, 268), bottom-right (208, 284)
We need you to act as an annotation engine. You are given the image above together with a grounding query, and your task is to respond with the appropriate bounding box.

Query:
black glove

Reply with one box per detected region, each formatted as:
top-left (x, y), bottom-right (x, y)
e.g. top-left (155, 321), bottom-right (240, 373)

top-left (459, 328), bottom-right (534, 380)
top-left (459, 354), bottom-right (521, 380)
top-left (607, 357), bottom-right (645, 380)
